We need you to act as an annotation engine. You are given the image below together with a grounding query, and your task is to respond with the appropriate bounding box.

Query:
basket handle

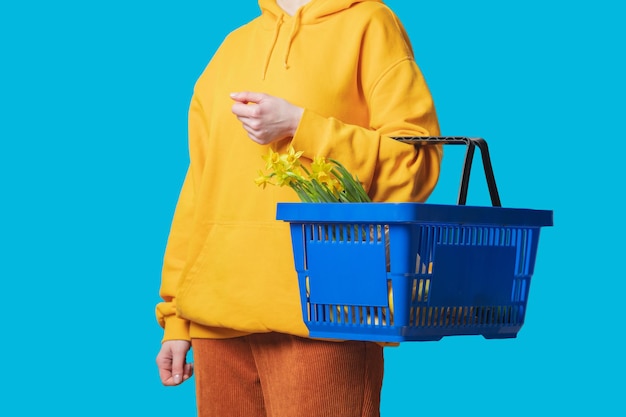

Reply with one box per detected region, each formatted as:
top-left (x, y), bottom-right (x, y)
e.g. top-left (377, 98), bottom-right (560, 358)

top-left (392, 136), bottom-right (502, 207)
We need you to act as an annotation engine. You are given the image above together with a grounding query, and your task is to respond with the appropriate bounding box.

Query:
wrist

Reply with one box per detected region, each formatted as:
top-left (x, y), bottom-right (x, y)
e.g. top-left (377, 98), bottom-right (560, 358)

top-left (291, 106), bottom-right (304, 136)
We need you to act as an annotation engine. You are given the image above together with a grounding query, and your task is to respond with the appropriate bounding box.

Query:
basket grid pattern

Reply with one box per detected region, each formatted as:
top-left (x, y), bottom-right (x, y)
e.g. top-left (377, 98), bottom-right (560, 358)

top-left (297, 221), bottom-right (539, 340)
top-left (406, 224), bottom-right (535, 329)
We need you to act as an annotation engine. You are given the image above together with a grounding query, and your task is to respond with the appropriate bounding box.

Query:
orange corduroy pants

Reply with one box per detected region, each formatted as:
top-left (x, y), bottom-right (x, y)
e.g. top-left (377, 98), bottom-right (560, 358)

top-left (191, 333), bottom-right (384, 417)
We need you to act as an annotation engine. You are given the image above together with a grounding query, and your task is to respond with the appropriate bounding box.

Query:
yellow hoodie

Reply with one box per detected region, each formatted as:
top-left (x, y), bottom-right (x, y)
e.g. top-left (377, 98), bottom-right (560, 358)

top-left (156, 0), bottom-right (442, 342)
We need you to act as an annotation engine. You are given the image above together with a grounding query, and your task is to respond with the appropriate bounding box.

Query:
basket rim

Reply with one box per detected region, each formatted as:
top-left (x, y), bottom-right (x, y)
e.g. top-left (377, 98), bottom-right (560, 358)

top-left (276, 202), bottom-right (553, 227)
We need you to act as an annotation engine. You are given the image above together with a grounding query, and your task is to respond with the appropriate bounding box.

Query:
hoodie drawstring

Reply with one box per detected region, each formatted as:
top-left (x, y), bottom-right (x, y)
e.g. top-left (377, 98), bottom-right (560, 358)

top-left (262, 10), bottom-right (303, 79)
top-left (283, 8), bottom-right (303, 70)
top-left (263, 14), bottom-right (284, 80)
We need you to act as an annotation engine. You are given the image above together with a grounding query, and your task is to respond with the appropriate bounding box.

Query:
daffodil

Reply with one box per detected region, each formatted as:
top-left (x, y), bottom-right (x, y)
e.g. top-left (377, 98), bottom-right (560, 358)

top-left (254, 170), bottom-right (273, 189)
top-left (256, 147), bottom-right (371, 203)
top-left (283, 147), bottom-right (304, 168)
top-left (309, 156), bottom-right (338, 191)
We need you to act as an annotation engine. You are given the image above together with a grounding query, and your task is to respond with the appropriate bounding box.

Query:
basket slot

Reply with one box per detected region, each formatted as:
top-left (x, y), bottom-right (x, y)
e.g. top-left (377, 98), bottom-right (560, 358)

top-left (515, 227), bottom-right (542, 277)
top-left (308, 224), bottom-right (385, 243)
top-left (409, 305), bottom-right (523, 327)
top-left (418, 225), bottom-right (435, 271)
top-left (410, 278), bottom-right (431, 303)
top-left (511, 278), bottom-right (528, 303)
top-left (308, 303), bottom-right (393, 327)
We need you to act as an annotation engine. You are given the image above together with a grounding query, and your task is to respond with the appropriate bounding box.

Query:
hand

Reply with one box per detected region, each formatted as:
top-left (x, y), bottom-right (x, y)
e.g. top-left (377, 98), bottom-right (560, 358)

top-left (231, 91), bottom-right (304, 145)
top-left (156, 340), bottom-right (194, 386)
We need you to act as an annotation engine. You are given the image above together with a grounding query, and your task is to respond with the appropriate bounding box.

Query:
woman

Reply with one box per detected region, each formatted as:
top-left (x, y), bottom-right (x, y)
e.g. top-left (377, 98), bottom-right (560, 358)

top-left (156, 0), bottom-right (441, 415)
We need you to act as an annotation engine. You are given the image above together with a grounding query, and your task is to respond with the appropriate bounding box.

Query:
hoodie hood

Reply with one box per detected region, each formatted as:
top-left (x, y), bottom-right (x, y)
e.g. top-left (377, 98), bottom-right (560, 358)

top-left (257, 0), bottom-right (382, 78)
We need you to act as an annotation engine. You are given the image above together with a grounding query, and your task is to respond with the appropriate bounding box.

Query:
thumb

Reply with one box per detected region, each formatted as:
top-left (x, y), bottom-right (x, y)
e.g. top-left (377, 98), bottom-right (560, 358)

top-left (230, 91), bottom-right (266, 104)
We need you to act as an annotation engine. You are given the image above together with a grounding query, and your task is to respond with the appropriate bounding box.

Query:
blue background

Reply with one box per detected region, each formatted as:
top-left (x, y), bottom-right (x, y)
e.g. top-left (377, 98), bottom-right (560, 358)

top-left (1, 0), bottom-right (623, 415)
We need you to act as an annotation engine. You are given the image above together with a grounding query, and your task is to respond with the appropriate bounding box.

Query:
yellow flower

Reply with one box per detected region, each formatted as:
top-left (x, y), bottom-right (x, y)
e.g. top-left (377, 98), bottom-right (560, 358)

top-left (311, 156), bottom-right (341, 192)
top-left (255, 147), bottom-right (370, 203)
top-left (263, 148), bottom-right (282, 171)
top-left (254, 170), bottom-right (272, 189)
top-left (276, 170), bottom-right (301, 187)
top-left (284, 146), bottom-right (304, 167)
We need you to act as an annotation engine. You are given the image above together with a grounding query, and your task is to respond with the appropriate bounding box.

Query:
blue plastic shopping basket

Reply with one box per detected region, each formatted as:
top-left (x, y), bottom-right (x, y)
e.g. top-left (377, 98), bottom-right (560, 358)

top-left (276, 137), bottom-right (553, 342)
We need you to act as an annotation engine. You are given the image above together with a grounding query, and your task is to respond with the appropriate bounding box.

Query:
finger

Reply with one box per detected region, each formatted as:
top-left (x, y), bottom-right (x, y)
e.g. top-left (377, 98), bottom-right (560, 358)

top-left (183, 363), bottom-right (194, 381)
top-left (232, 113), bottom-right (263, 135)
top-left (171, 351), bottom-right (187, 385)
top-left (157, 356), bottom-right (179, 386)
top-left (230, 91), bottom-right (266, 104)
top-left (232, 102), bottom-right (265, 122)
top-left (231, 102), bottom-right (254, 118)
top-left (156, 348), bottom-right (175, 385)
top-left (237, 123), bottom-right (265, 144)
top-left (157, 366), bottom-right (173, 385)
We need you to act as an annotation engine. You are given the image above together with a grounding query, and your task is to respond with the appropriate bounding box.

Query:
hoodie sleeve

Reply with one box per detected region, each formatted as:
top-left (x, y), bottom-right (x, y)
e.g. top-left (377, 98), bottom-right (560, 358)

top-left (155, 92), bottom-right (212, 342)
top-left (155, 168), bottom-right (194, 342)
top-left (289, 8), bottom-right (441, 203)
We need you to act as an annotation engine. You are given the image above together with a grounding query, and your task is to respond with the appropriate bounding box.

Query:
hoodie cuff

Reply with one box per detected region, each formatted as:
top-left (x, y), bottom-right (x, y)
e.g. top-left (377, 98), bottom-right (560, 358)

top-left (161, 315), bottom-right (191, 343)
top-left (290, 108), bottom-right (329, 156)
